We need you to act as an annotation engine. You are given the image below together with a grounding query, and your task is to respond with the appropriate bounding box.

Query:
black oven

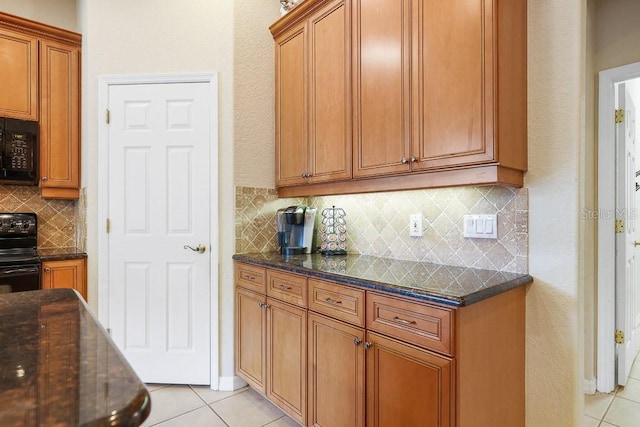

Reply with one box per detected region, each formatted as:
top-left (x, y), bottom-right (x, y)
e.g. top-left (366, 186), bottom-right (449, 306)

top-left (0, 213), bottom-right (40, 294)
top-left (0, 117), bottom-right (38, 185)
top-left (0, 264), bottom-right (40, 294)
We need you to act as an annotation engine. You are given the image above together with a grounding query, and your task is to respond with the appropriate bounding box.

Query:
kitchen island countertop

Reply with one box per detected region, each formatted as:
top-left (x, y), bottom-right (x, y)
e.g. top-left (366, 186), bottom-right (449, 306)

top-left (0, 289), bottom-right (150, 426)
top-left (233, 252), bottom-right (533, 306)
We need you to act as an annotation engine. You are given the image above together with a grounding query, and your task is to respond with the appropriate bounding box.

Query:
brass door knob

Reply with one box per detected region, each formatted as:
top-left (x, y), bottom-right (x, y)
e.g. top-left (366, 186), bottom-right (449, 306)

top-left (183, 244), bottom-right (206, 254)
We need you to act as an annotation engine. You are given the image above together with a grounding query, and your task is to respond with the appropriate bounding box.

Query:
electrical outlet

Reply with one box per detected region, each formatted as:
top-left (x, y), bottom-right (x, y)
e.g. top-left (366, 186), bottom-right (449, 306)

top-left (409, 214), bottom-right (423, 237)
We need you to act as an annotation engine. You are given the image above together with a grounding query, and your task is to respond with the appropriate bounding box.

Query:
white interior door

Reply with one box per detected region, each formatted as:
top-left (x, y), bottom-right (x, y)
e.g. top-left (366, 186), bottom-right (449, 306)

top-left (616, 82), bottom-right (638, 386)
top-left (106, 81), bottom-right (212, 384)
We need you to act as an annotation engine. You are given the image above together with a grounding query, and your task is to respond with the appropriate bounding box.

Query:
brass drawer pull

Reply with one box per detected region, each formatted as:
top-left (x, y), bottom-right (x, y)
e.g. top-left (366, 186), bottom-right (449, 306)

top-left (279, 284), bottom-right (292, 290)
top-left (325, 297), bottom-right (342, 305)
top-left (243, 274), bottom-right (256, 280)
top-left (393, 316), bottom-right (417, 325)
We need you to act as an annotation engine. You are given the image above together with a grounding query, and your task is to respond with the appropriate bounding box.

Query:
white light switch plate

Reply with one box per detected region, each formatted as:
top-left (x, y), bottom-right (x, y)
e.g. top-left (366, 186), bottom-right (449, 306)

top-left (463, 214), bottom-right (497, 239)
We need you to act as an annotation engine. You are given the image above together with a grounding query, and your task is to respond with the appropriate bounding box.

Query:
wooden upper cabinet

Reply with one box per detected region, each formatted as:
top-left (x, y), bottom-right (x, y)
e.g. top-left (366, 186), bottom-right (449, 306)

top-left (0, 28), bottom-right (38, 120)
top-left (353, 0), bottom-right (411, 178)
top-left (308, 0), bottom-right (351, 183)
top-left (272, 0), bottom-right (526, 197)
top-left (275, 20), bottom-right (307, 187)
top-left (411, 0), bottom-right (493, 170)
top-left (0, 12), bottom-right (82, 200)
top-left (39, 39), bottom-right (81, 199)
top-left (273, 0), bottom-right (351, 187)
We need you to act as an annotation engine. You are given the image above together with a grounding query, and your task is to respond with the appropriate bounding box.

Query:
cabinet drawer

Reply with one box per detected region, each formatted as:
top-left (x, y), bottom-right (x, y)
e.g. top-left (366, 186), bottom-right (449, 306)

top-left (308, 279), bottom-right (365, 327)
top-left (267, 270), bottom-right (307, 307)
top-left (366, 292), bottom-right (454, 356)
top-left (235, 263), bottom-right (266, 293)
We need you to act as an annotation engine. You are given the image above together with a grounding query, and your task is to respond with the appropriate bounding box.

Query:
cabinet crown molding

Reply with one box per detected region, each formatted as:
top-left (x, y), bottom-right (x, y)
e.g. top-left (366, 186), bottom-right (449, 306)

top-left (0, 11), bottom-right (81, 46)
top-left (270, 0), bottom-right (327, 36)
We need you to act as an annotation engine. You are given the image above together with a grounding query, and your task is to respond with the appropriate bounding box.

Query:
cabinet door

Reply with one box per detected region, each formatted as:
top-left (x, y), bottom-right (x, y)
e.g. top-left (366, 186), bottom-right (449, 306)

top-left (39, 39), bottom-right (80, 199)
top-left (308, 0), bottom-right (352, 184)
top-left (267, 298), bottom-right (307, 424)
top-left (411, 0), bottom-right (494, 170)
top-left (235, 288), bottom-right (267, 393)
top-left (42, 258), bottom-right (87, 300)
top-left (0, 28), bottom-right (38, 120)
top-left (366, 331), bottom-right (453, 427)
top-left (352, 0), bottom-right (411, 177)
top-left (275, 20), bottom-right (308, 187)
top-left (308, 312), bottom-right (365, 427)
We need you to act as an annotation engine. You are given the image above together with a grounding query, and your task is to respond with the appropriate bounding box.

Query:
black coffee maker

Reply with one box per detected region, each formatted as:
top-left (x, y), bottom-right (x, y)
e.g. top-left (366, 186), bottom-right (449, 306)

top-left (276, 206), bottom-right (317, 255)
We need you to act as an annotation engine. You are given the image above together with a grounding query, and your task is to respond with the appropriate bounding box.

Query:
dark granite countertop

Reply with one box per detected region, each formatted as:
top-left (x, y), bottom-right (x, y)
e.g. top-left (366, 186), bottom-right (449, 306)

top-left (233, 252), bottom-right (533, 307)
top-left (0, 289), bottom-right (150, 426)
top-left (38, 247), bottom-right (87, 261)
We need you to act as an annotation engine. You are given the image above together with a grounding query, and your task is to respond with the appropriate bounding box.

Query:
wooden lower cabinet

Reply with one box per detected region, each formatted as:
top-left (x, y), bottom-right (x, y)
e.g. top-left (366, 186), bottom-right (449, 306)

top-left (41, 258), bottom-right (87, 301)
top-left (235, 288), bottom-right (267, 393)
top-left (365, 331), bottom-right (453, 426)
top-left (235, 262), bottom-right (525, 427)
top-left (267, 298), bottom-right (307, 425)
top-left (307, 312), bottom-right (365, 427)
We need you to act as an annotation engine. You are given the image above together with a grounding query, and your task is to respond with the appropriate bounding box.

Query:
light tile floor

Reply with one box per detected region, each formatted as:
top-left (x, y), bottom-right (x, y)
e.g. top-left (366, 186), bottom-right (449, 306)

top-left (140, 384), bottom-right (299, 427)
top-left (585, 353), bottom-right (640, 426)
top-left (143, 355), bottom-right (640, 427)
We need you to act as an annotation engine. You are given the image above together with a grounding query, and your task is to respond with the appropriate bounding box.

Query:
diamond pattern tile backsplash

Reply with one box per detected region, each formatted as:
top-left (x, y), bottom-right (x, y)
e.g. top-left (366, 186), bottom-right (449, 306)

top-left (236, 185), bottom-right (528, 274)
top-left (0, 185), bottom-right (77, 248)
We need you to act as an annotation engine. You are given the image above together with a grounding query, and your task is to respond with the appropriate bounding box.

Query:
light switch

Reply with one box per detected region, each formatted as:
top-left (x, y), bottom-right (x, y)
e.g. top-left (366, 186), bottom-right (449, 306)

top-left (463, 214), bottom-right (498, 239)
top-left (485, 219), bottom-right (493, 234)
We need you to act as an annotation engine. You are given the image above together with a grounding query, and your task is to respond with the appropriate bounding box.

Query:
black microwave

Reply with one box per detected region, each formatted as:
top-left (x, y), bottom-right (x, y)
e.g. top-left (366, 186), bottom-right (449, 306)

top-left (0, 117), bottom-right (38, 185)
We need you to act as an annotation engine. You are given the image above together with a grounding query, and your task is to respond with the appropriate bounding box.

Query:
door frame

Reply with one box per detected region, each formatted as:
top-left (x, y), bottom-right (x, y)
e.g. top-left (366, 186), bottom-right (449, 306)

top-left (597, 62), bottom-right (640, 392)
top-left (97, 73), bottom-right (220, 388)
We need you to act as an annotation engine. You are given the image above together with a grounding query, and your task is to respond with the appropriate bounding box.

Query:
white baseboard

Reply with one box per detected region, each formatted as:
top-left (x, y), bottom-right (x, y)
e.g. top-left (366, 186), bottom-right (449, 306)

top-left (218, 375), bottom-right (247, 391)
top-left (584, 377), bottom-right (597, 394)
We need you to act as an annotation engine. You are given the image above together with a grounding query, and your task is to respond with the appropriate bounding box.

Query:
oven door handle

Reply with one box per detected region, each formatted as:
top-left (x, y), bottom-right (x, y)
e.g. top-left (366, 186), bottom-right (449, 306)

top-left (1, 267), bottom-right (39, 276)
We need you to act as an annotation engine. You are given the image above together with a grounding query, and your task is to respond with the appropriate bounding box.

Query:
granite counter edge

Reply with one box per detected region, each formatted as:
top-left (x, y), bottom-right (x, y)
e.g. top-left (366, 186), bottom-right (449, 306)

top-left (38, 248), bottom-right (87, 262)
top-left (232, 254), bottom-right (533, 307)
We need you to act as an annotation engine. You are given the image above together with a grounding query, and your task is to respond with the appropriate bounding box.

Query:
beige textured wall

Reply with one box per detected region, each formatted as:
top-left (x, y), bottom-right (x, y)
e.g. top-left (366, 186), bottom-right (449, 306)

top-left (0, 0), bottom-right (77, 31)
top-left (527, 0), bottom-right (584, 425)
top-left (594, 0), bottom-right (640, 72)
top-left (233, 2), bottom-right (279, 188)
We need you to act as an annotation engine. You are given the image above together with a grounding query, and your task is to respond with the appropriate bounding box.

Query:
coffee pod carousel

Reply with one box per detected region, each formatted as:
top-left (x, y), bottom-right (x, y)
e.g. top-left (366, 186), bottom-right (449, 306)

top-left (320, 206), bottom-right (347, 256)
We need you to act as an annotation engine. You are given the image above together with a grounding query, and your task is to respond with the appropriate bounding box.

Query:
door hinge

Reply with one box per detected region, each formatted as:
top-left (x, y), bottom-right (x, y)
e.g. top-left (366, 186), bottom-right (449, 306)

top-left (615, 329), bottom-right (625, 344)
top-left (106, 328), bottom-right (111, 336)
top-left (615, 219), bottom-right (625, 233)
top-left (615, 109), bottom-right (625, 124)
top-left (106, 218), bottom-right (111, 233)
top-left (106, 109), bottom-right (110, 124)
